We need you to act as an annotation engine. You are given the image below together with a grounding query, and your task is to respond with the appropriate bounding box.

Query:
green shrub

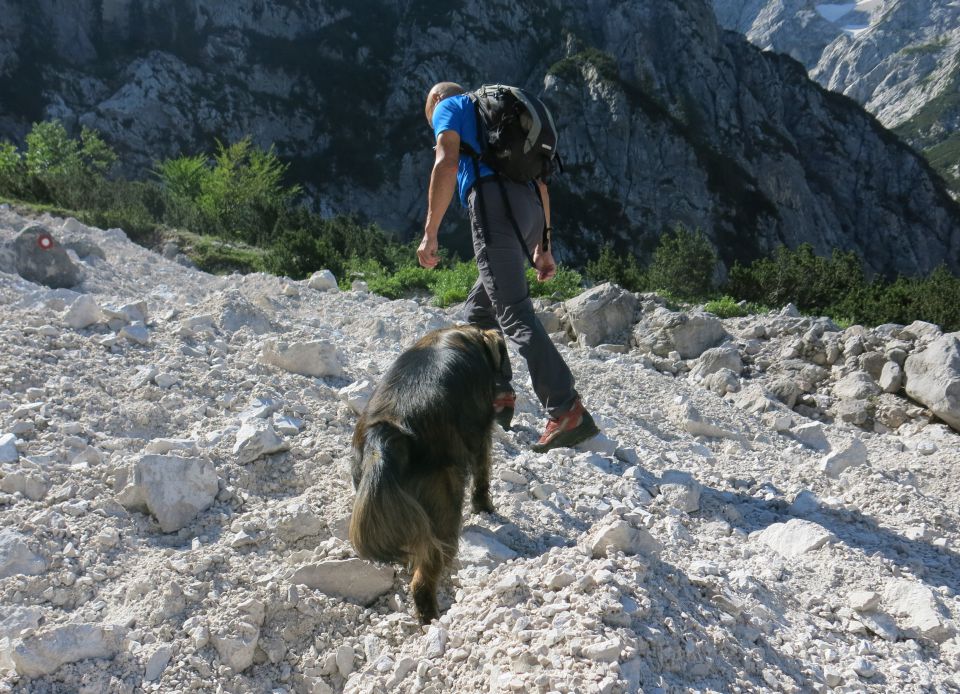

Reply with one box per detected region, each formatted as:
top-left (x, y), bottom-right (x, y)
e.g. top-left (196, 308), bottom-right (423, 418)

top-left (727, 243), bottom-right (864, 313)
top-left (21, 121), bottom-right (116, 208)
top-left (157, 137), bottom-right (300, 244)
top-left (703, 295), bottom-right (750, 318)
top-left (646, 227), bottom-right (717, 300)
top-left (429, 261), bottom-right (479, 307)
top-left (0, 141), bottom-right (23, 197)
top-left (834, 265), bottom-right (960, 331)
top-left (185, 235), bottom-right (267, 275)
top-left (585, 244), bottom-right (646, 291)
top-left (527, 265), bottom-right (583, 301)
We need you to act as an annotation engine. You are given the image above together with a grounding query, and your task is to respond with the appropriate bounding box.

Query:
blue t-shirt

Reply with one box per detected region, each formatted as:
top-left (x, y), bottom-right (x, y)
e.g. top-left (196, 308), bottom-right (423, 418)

top-left (432, 94), bottom-right (495, 207)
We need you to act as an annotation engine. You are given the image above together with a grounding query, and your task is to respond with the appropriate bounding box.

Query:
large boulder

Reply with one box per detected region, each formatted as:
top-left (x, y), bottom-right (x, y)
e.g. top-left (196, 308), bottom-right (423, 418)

top-left (634, 308), bottom-right (729, 359)
top-left (904, 333), bottom-right (960, 431)
top-left (116, 455), bottom-right (219, 533)
top-left (12, 225), bottom-right (83, 289)
top-left (564, 283), bottom-right (638, 347)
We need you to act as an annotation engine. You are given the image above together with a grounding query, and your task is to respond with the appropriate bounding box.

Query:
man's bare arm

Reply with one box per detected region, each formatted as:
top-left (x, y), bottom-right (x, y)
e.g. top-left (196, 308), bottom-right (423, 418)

top-left (533, 179), bottom-right (556, 281)
top-left (418, 131), bottom-right (460, 268)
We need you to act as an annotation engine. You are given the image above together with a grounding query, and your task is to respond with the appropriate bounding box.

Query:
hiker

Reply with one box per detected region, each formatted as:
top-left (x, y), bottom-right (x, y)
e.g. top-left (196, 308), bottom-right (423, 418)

top-left (418, 81), bottom-right (599, 452)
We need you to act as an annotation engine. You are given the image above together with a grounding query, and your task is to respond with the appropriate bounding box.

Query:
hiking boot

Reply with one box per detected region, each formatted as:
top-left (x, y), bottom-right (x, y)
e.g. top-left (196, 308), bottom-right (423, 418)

top-left (493, 391), bottom-right (516, 430)
top-left (531, 399), bottom-right (599, 452)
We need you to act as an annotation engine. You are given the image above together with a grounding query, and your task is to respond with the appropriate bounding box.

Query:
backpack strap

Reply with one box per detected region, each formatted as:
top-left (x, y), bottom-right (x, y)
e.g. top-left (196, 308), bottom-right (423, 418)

top-left (493, 175), bottom-right (537, 268)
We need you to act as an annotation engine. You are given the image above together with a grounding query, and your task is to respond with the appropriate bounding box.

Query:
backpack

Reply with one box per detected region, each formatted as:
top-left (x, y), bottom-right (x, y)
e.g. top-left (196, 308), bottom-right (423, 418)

top-left (467, 84), bottom-right (561, 183)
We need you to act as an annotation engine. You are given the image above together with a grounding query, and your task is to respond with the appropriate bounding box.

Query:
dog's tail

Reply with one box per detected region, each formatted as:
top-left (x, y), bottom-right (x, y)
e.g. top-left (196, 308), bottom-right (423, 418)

top-left (349, 422), bottom-right (440, 566)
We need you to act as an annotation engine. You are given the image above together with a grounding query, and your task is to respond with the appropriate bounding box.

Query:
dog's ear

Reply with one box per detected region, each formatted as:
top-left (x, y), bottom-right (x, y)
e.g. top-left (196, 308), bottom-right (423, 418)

top-left (479, 329), bottom-right (507, 372)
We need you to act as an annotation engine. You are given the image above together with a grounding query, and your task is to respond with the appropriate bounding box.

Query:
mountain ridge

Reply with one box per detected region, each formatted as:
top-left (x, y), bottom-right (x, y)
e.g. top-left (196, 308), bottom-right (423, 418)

top-left (1, 0), bottom-right (958, 277)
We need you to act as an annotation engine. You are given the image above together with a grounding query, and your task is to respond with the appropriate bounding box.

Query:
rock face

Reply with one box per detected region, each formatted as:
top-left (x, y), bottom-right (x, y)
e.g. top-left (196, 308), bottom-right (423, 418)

top-left (904, 333), bottom-right (960, 432)
top-left (710, 0), bottom-right (960, 189)
top-left (11, 225), bottom-right (83, 289)
top-left (1, 0), bottom-right (958, 277)
top-left (116, 455), bottom-right (219, 533)
top-left (563, 283), bottom-right (637, 347)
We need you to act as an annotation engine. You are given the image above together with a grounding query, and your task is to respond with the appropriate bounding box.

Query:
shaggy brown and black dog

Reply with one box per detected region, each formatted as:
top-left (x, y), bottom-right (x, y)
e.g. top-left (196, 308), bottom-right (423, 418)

top-left (349, 325), bottom-right (507, 623)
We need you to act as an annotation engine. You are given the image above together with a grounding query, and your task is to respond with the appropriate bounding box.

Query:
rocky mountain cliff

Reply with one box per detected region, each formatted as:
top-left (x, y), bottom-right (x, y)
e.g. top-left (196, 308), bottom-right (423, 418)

top-left (711, 0), bottom-right (960, 189)
top-left (1, 0), bottom-right (958, 277)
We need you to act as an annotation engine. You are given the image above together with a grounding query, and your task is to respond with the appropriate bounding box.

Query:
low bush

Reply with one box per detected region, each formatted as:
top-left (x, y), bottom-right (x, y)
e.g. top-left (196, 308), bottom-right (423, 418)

top-left (646, 227), bottom-right (717, 300)
top-left (703, 295), bottom-right (749, 318)
top-left (585, 245), bottom-right (646, 292)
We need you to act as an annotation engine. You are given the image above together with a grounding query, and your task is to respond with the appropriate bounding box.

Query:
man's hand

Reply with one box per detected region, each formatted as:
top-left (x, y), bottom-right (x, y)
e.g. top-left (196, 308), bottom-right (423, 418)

top-left (533, 247), bottom-right (556, 282)
top-left (417, 233), bottom-right (440, 268)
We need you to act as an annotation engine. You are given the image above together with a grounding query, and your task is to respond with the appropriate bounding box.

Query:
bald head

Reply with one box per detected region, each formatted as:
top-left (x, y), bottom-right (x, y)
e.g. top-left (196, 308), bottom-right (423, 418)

top-left (425, 81), bottom-right (465, 125)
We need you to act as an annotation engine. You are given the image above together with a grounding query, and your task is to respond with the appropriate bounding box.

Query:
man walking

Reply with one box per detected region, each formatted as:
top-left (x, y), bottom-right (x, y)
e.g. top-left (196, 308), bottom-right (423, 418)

top-left (418, 81), bottom-right (599, 452)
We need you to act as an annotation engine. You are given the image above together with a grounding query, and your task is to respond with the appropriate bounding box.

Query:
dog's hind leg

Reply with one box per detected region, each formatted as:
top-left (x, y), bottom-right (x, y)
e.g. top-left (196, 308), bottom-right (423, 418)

top-left (411, 468), bottom-right (466, 623)
top-left (469, 435), bottom-right (496, 514)
top-left (410, 544), bottom-right (445, 624)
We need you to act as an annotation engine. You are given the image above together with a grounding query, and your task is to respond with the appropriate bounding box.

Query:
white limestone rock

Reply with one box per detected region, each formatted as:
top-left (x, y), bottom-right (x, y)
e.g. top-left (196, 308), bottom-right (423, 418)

top-left (673, 400), bottom-right (740, 439)
top-left (306, 269), bottom-right (339, 292)
top-left (582, 637), bottom-right (622, 663)
top-left (143, 643), bottom-right (174, 681)
top-left (848, 590), bottom-right (881, 612)
top-left (233, 418), bottom-right (289, 464)
top-left (755, 518), bottom-right (835, 559)
top-left (564, 283), bottom-right (638, 347)
top-left (0, 467), bottom-right (50, 501)
top-left (585, 520), bottom-right (661, 558)
top-left (658, 470), bottom-right (702, 513)
top-left (791, 421), bottom-right (830, 452)
top-left (689, 344), bottom-right (742, 381)
top-left (116, 455), bottom-right (219, 533)
top-left (0, 433), bottom-right (18, 464)
top-left (120, 321), bottom-right (150, 345)
top-left (289, 559), bottom-right (395, 605)
top-left (211, 621), bottom-right (260, 672)
top-left (459, 530), bottom-right (518, 567)
top-left (833, 371), bottom-right (880, 400)
top-left (338, 379), bottom-right (375, 414)
top-left (0, 530), bottom-right (46, 578)
top-left (271, 501), bottom-right (325, 542)
top-left (12, 623), bottom-right (125, 678)
top-left (904, 333), bottom-right (960, 432)
top-left (63, 295), bottom-right (103, 329)
top-left (820, 438), bottom-right (868, 478)
top-left (702, 368), bottom-right (741, 395)
top-left (144, 438), bottom-right (200, 456)
top-left (261, 339), bottom-right (344, 378)
top-left (878, 361), bottom-right (903, 393)
top-left (634, 308), bottom-right (729, 359)
top-left (883, 580), bottom-right (955, 643)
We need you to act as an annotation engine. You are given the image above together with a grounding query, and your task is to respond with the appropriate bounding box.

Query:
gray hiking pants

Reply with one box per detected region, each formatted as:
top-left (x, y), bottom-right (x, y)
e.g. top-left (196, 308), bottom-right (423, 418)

top-left (463, 179), bottom-right (578, 418)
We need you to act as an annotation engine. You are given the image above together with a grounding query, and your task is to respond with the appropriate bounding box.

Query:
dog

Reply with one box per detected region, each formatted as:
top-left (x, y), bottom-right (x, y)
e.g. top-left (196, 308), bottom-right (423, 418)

top-left (349, 325), bottom-right (508, 623)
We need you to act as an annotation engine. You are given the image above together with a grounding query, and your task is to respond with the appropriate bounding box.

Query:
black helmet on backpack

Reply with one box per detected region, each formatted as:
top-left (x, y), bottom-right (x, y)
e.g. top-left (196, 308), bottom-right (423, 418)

top-left (467, 84), bottom-right (561, 183)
